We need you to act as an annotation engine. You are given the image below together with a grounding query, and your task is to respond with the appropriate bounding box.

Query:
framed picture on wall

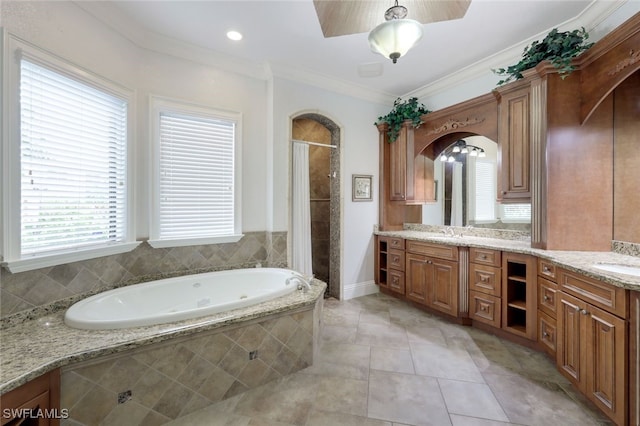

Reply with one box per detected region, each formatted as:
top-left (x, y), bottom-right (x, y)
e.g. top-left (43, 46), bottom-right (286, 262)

top-left (352, 174), bottom-right (372, 201)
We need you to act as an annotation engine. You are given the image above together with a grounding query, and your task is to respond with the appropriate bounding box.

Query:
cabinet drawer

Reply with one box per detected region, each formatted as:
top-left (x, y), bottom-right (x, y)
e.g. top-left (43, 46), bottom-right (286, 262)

top-left (558, 268), bottom-right (628, 318)
top-left (470, 247), bottom-right (501, 267)
top-left (538, 259), bottom-right (557, 281)
top-left (538, 310), bottom-right (557, 355)
top-left (388, 270), bottom-right (405, 295)
top-left (388, 237), bottom-right (405, 250)
top-left (406, 240), bottom-right (458, 261)
top-left (538, 277), bottom-right (558, 318)
top-left (388, 249), bottom-right (405, 271)
top-left (469, 264), bottom-right (501, 297)
top-left (469, 291), bottom-right (501, 328)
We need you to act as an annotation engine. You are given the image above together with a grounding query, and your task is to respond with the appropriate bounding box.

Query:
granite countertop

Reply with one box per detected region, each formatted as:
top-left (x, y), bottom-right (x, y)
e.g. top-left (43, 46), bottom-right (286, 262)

top-left (0, 280), bottom-right (326, 395)
top-left (375, 228), bottom-right (640, 290)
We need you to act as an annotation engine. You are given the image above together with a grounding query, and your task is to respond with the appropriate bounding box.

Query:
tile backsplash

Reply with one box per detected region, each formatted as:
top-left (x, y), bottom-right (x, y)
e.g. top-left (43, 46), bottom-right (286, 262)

top-left (0, 231), bottom-right (287, 320)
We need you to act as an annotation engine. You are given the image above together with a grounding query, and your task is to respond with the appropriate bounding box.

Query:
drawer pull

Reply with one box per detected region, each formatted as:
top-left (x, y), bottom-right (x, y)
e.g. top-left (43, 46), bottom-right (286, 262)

top-left (392, 240), bottom-right (399, 246)
top-left (543, 266), bottom-right (551, 273)
top-left (543, 295), bottom-right (550, 302)
top-left (392, 277), bottom-right (399, 284)
top-left (393, 256), bottom-right (399, 263)
top-left (481, 254), bottom-right (487, 259)
top-left (542, 331), bottom-right (549, 338)
top-left (580, 309), bottom-right (589, 316)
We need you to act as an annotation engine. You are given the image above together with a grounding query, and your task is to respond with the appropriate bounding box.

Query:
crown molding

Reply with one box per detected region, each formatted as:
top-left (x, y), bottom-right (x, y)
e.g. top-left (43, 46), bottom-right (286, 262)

top-left (404, 0), bottom-right (629, 101)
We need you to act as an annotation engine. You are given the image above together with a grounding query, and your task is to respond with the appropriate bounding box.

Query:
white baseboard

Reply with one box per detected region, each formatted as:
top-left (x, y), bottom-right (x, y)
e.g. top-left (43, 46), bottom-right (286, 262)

top-left (342, 280), bottom-right (378, 300)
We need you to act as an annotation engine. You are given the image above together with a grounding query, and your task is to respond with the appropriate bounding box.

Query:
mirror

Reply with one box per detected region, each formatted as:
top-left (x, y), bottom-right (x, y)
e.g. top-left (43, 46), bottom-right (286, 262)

top-left (421, 136), bottom-right (531, 231)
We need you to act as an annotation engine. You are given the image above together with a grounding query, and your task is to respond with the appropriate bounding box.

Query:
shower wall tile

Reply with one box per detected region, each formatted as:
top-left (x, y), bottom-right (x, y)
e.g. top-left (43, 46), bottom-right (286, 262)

top-left (60, 309), bottom-right (314, 426)
top-left (1, 231), bottom-right (288, 321)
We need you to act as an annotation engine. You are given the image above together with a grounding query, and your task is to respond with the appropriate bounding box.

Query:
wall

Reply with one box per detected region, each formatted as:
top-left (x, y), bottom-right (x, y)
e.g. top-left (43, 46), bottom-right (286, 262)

top-left (0, 0), bottom-right (388, 318)
top-left (270, 77), bottom-right (387, 299)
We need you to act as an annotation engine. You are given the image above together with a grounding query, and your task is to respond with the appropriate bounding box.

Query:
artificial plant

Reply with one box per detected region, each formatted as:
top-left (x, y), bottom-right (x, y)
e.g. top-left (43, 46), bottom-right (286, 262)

top-left (493, 27), bottom-right (594, 86)
top-left (376, 97), bottom-right (430, 143)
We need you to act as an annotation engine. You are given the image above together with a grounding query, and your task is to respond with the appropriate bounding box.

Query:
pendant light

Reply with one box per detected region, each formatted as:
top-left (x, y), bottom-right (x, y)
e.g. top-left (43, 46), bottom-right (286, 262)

top-left (368, 0), bottom-right (424, 64)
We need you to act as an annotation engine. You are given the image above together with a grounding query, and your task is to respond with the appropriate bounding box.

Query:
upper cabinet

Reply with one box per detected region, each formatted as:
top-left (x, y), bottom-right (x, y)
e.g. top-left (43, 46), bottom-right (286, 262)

top-left (495, 85), bottom-right (531, 203)
top-left (386, 123), bottom-right (435, 204)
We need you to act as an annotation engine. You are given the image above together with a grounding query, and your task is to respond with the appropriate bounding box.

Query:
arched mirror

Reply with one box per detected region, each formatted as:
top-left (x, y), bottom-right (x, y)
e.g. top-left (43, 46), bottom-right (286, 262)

top-left (421, 135), bottom-right (531, 231)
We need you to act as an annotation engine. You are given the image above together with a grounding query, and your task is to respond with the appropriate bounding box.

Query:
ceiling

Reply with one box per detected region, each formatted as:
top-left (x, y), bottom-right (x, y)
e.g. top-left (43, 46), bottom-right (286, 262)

top-left (80, 0), bottom-right (599, 101)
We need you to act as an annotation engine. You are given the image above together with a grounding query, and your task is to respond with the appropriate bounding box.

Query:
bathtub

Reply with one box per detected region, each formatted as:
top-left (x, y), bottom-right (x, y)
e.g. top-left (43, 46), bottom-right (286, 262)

top-left (64, 268), bottom-right (307, 330)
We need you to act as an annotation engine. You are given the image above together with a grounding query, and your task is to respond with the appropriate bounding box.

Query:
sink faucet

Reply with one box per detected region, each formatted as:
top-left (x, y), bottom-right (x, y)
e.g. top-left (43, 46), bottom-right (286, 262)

top-left (442, 227), bottom-right (455, 237)
top-left (286, 274), bottom-right (312, 293)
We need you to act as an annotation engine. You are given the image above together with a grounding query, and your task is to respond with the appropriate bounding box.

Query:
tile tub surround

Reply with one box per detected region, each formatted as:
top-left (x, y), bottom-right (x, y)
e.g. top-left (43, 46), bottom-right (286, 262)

top-left (377, 228), bottom-right (640, 291)
top-left (59, 306), bottom-right (318, 425)
top-left (0, 278), bottom-right (325, 395)
top-left (0, 231), bottom-right (288, 322)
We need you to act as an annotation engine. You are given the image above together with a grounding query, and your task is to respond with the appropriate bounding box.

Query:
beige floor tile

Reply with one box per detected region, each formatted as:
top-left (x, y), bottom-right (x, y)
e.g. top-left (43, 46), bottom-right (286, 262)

top-left (320, 324), bottom-right (357, 344)
top-left (368, 370), bottom-right (451, 426)
top-left (449, 414), bottom-right (519, 426)
top-left (483, 373), bottom-right (604, 426)
top-left (355, 322), bottom-right (410, 348)
top-left (438, 379), bottom-right (509, 422)
top-left (306, 409), bottom-right (392, 426)
top-left (410, 341), bottom-right (485, 383)
top-left (370, 347), bottom-right (415, 374)
top-left (314, 376), bottom-right (369, 417)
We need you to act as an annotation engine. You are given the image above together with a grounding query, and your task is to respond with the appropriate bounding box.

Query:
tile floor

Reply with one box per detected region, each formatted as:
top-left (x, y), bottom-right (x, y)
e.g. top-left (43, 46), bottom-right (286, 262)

top-left (168, 293), bottom-right (612, 426)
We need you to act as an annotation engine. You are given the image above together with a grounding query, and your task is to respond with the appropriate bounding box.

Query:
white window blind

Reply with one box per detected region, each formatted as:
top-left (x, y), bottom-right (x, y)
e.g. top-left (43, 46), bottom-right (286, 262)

top-left (474, 161), bottom-right (496, 221)
top-left (19, 58), bottom-right (128, 256)
top-left (158, 111), bottom-right (236, 240)
top-left (502, 204), bottom-right (532, 222)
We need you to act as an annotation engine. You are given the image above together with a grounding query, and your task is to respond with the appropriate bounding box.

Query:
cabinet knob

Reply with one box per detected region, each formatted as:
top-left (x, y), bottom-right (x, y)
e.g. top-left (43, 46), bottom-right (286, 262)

top-left (393, 256), bottom-right (399, 263)
top-left (543, 295), bottom-right (550, 302)
top-left (542, 331), bottom-right (549, 338)
top-left (427, 260), bottom-right (433, 264)
top-left (481, 255), bottom-right (487, 259)
top-left (580, 309), bottom-right (589, 316)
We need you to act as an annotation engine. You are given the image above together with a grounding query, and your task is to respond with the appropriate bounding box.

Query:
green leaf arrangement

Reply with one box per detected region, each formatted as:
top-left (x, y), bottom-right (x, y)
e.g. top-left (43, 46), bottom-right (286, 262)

top-left (493, 27), bottom-right (594, 86)
top-left (375, 97), bottom-right (431, 143)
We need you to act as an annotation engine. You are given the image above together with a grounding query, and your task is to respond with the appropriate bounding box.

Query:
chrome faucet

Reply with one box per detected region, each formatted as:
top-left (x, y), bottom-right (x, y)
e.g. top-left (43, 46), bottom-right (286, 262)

top-left (286, 274), bottom-right (312, 293)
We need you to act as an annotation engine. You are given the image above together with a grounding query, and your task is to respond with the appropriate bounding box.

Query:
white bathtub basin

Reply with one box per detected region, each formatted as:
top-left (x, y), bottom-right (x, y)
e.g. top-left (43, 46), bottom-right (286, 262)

top-left (592, 263), bottom-right (640, 277)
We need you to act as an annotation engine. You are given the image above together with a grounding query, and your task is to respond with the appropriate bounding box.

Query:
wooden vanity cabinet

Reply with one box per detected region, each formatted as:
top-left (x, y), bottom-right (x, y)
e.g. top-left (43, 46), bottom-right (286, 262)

top-left (469, 248), bottom-right (502, 328)
top-left (386, 123), bottom-right (435, 204)
top-left (375, 236), bottom-right (405, 295)
top-left (405, 241), bottom-right (459, 317)
top-left (537, 259), bottom-right (558, 356)
top-left (557, 268), bottom-right (628, 425)
top-left (495, 85), bottom-right (531, 203)
top-left (0, 369), bottom-right (61, 426)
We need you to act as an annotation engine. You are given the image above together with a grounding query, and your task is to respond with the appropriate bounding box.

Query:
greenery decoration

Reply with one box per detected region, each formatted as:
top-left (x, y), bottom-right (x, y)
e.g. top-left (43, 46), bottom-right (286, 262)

top-left (493, 27), bottom-right (594, 86)
top-left (376, 97), bottom-right (430, 143)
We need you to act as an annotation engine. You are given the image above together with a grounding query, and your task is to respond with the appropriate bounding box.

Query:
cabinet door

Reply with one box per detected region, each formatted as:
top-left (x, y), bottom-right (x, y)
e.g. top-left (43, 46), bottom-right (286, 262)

top-left (585, 304), bottom-right (627, 425)
top-left (498, 86), bottom-right (531, 202)
top-left (557, 292), bottom-right (586, 386)
top-left (406, 253), bottom-right (429, 305)
top-left (389, 125), bottom-right (409, 201)
top-left (428, 258), bottom-right (459, 317)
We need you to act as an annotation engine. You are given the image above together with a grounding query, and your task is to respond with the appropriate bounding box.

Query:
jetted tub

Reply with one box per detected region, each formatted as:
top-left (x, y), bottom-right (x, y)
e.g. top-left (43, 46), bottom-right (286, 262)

top-left (64, 268), bottom-right (308, 330)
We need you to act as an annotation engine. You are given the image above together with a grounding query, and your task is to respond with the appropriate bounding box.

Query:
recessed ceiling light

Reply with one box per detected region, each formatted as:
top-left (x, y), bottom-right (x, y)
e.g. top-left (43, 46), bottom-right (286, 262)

top-left (227, 31), bottom-right (243, 41)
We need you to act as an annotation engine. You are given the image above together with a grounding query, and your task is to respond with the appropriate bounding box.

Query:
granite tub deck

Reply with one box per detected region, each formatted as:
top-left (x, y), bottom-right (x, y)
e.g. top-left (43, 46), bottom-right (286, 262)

top-left (376, 229), bottom-right (640, 291)
top-left (0, 279), bottom-right (326, 395)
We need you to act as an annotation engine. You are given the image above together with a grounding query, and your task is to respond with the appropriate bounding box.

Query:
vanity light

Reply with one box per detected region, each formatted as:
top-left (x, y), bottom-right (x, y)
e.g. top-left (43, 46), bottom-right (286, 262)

top-left (439, 140), bottom-right (486, 162)
top-left (368, 0), bottom-right (423, 64)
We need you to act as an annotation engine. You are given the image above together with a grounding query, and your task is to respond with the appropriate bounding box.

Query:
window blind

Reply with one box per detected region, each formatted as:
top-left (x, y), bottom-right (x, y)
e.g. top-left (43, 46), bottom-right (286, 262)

top-left (502, 204), bottom-right (532, 221)
top-left (158, 112), bottom-right (235, 239)
top-left (474, 161), bottom-right (496, 221)
top-left (20, 59), bottom-right (128, 256)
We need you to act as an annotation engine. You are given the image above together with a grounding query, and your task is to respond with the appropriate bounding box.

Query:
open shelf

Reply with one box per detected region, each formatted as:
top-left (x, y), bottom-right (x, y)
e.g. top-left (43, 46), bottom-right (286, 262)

top-left (502, 254), bottom-right (535, 340)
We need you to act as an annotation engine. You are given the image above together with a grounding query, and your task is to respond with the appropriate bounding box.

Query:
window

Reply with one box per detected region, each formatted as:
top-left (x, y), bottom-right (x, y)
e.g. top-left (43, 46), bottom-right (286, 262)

top-left (474, 160), bottom-right (496, 221)
top-left (149, 97), bottom-right (242, 247)
top-left (501, 203), bottom-right (532, 222)
top-left (2, 38), bottom-right (137, 272)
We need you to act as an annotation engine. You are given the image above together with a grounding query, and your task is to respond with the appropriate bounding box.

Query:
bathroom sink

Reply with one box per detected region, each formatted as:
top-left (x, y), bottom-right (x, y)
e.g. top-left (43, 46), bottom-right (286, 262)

top-left (592, 263), bottom-right (640, 277)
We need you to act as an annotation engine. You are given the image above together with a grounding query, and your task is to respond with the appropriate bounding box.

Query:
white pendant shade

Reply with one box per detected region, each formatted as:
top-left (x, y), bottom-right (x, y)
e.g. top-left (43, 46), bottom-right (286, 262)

top-left (368, 18), bottom-right (423, 63)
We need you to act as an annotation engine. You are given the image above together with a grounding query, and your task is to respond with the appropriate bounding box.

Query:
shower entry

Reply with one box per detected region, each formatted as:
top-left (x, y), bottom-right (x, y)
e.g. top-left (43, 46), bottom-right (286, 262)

top-left (291, 114), bottom-right (341, 299)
